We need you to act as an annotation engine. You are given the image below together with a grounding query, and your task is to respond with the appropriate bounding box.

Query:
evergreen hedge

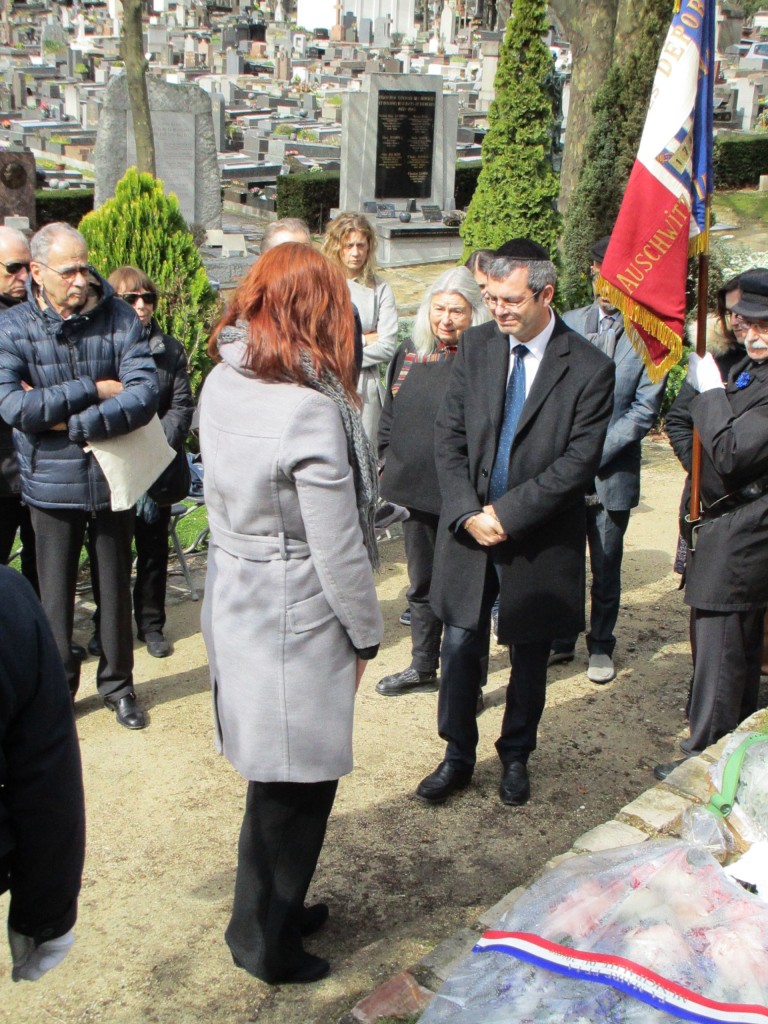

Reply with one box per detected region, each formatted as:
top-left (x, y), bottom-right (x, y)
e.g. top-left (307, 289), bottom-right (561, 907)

top-left (276, 171), bottom-right (340, 231)
top-left (713, 133), bottom-right (768, 189)
top-left (78, 169), bottom-right (220, 396)
top-left (460, 0), bottom-right (561, 260)
top-left (35, 189), bottom-right (94, 227)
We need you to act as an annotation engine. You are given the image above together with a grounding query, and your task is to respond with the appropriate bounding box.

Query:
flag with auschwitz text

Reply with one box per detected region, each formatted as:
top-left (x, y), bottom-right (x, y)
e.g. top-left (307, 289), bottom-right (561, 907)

top-left (597, 0), bottom-right (715, 382)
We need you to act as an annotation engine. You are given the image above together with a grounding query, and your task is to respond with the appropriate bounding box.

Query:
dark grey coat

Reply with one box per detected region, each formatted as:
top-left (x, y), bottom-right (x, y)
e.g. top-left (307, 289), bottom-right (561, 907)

top-left (684, 357), bottom-right (768, 612)
top-left (431, 316), bottom-right (615, 645)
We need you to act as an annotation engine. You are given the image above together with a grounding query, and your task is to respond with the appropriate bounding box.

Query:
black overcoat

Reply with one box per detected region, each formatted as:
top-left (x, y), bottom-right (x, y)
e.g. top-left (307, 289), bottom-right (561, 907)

top-left (684, 357), bottom-right (768, 612)
top-left (430, 315), bottom-right (615, 644)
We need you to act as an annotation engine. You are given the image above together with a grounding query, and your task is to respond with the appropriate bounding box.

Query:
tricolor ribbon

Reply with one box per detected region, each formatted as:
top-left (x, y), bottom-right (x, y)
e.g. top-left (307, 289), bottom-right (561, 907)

top-left (474, 931), bottom-right (768, 1024)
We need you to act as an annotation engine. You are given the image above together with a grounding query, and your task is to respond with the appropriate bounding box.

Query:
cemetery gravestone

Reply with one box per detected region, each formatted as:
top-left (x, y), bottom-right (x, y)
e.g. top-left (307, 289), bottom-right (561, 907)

top-left (93, 75), bottom-right (221, 228)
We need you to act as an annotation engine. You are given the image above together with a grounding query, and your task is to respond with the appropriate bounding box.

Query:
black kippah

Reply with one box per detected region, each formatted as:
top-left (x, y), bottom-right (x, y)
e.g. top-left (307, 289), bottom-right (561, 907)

top-left (495, 238), bottom-right (550, 261)
top-left (591, 236), bottom-right (611, 262)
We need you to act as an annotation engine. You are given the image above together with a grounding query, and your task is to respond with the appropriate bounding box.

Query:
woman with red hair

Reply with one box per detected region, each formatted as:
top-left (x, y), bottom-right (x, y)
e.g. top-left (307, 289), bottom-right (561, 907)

top-left (200, 243), bottom-right (383, 985)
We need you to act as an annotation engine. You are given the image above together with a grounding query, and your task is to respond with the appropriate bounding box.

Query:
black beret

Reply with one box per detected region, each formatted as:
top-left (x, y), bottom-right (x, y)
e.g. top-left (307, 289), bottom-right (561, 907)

top-left (591, 236), bottom-right (612, 262)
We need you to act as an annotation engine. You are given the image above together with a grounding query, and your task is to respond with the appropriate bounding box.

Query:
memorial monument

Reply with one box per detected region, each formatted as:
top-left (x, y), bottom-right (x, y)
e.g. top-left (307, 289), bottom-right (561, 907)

top-left (93, 75), bottom-right (222, 228)
top-left (339, 73), bottom-right (460, 267)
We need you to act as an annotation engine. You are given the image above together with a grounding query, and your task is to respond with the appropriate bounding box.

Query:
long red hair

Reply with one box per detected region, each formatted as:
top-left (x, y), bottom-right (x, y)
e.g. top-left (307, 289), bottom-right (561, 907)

top-left (208, 243), bottom-right (358, 402)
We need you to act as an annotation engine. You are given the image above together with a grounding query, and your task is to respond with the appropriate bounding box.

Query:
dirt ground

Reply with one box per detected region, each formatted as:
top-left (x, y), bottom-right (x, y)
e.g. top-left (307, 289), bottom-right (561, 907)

top-left (1, 438), bottom-right (757, 1024)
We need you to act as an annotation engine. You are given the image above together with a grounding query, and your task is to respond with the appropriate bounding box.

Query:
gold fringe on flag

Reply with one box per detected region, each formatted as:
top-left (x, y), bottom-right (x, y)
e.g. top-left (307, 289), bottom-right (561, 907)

top-left (688, 228), bottom-right (710, 258)
top-left (673, 0), bottom-right (681, 11)
top-left (595, 275), bottom-right (684, 383)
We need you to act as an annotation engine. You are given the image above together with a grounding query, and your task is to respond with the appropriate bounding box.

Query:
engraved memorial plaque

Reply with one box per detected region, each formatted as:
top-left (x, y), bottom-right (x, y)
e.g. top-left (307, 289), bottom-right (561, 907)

top-left (421, 204), bottom-right (443, 222)
top-left (375, 90), bottom-right (436, 200)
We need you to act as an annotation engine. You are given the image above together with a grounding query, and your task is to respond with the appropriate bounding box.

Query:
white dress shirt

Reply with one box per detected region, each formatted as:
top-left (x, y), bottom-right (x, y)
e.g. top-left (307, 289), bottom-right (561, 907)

top-left (505, 309), bottom-right (556, 398)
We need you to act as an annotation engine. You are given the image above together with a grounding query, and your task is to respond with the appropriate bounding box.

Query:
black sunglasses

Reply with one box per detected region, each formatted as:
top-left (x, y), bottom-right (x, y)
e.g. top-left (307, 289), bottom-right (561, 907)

top-left (0, 260), bottom-right (30, 275)
top-left (121, 292), bottom-right (156, 306)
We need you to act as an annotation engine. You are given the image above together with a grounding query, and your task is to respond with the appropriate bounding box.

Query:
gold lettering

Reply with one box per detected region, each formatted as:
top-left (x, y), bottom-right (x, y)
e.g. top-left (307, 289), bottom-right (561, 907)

top-left (618, 273), bottom-right (640, 294)
top-left (681, 11), bottom-right (700, 28)
top-left (636, 253), bottom-right (654, 273)
top-left (687, 0), bottom-right (705, 16)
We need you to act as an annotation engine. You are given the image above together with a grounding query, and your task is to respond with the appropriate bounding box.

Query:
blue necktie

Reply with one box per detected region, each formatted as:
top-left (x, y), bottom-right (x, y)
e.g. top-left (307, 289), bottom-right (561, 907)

top-left (488, 345), bottom-right (529, 503)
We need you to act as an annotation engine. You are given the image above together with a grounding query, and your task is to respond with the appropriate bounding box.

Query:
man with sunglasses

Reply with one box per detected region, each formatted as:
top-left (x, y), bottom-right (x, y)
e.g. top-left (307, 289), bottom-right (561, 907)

top-left (0, 222), bottom-right (158, 730)
top-left (0, 228), bottom-right (38, 592)
top-left (419, 239), bottom-right (615, 807)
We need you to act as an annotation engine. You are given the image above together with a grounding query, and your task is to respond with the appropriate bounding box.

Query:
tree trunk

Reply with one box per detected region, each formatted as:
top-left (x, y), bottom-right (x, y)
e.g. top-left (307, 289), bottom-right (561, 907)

top-left (553, 0), bottom-right (619, 212)
top-left (121, 0), bottom-right (155, 176)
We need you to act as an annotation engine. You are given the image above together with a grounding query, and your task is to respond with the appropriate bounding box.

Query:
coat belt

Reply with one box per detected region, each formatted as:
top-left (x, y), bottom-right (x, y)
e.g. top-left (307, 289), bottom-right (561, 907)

top-left (212, 527), bottom-right (310, 561)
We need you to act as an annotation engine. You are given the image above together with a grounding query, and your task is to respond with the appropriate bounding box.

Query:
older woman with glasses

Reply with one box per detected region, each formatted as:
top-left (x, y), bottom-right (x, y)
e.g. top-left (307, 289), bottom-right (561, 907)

top-left (376, 267), bottom-right (490, 696)
top-left (88, 267), bottom-right (194, 660)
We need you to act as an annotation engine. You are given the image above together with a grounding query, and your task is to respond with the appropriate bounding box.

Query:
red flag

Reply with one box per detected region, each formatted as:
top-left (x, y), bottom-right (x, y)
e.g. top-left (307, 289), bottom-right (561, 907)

top-left (597, 0), bottom-right (716, 383)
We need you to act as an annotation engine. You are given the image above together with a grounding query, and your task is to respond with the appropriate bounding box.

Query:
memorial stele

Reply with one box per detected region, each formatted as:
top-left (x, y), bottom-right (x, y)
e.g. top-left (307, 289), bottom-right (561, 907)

top-left (339, 73), bottom-right (460, 267)
top-left (93, 75), bottom-right (222, 229)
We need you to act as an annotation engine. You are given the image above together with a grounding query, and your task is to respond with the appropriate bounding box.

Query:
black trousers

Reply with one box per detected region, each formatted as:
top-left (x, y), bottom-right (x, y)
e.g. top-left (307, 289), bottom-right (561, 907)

top-left (225, 779), bottom-right (338, 982)
top-left (438, 559), bottom-right (550, 768)
top-left (0, 494), bottom-right (38, 593)
top-left (403, 510), bottom-right (490, 683)
top-left (31, 505), bottom-right (135, 700)
top-left (92, 505), bottom-right (171, 637)
top-left (682, 607), bottom-right (764, 755)
top-left (133, 504), bottom-right (172, 635)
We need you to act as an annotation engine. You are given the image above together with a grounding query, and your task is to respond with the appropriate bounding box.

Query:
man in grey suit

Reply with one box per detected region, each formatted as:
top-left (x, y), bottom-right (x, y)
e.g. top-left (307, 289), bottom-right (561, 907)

top-left (418, 239), bottom-right (614, 807)
top-left (549, 237), bottom-right (666, 683)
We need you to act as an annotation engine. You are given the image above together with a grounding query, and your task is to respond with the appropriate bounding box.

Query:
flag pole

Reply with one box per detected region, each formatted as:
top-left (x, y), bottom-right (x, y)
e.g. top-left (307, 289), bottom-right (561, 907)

top-left (689, 195), bottom-right (711, 524)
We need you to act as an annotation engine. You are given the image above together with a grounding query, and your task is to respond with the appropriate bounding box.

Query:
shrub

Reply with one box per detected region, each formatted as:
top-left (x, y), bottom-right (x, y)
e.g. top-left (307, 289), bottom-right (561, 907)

top-left (79, 168), bottom-right (220, 396)
top-left (713, 133), bottom-right (768, 188)
top-left (460, 0), bottom-right (561, 259)
top-left (276, 170), bottom-right (340, 231)
top-left (36, 189), bottom-right (94, 227)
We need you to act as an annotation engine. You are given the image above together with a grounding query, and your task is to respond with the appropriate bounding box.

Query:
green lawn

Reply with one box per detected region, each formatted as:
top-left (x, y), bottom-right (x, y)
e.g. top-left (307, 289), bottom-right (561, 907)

top-left (712, 190), bottom-right (768, 225)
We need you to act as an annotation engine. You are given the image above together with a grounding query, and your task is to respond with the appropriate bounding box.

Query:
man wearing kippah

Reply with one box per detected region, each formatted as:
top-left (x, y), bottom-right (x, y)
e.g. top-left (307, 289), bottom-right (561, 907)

top-left (420, 238), bottom-right (615, 806)
top-left (549, 236), bottom-right (666, 684)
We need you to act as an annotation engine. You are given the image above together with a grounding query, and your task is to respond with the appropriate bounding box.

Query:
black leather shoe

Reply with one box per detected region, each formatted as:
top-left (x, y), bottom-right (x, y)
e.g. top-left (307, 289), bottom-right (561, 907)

top-left (653, 757), bottom-right (690, 781)
top-left (87, 632), bottom-right (102, 657)
top-left (235, 952), bottom-right (331, 985)
top-left (105, 692), bottom-right (147, 730)
top-left (70, 642), bottom-right (87, 662)
top-left (300, 902), bottom-right (329, 937)
top-left (499, 761), bottom-right (530, 806)
top-left (416, 760), bottom-right (473, 803)
top-left (139, 630), bottom-right (171, 658)
top-left (376, 666), bottom-right (439, 695)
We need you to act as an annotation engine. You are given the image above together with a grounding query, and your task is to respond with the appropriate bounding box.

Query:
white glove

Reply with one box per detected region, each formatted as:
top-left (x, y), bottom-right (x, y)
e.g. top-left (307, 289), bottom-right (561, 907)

top-left (8, 926), bottom-right (75, 982)
top-left (687, 351), bottom-right (724, 393)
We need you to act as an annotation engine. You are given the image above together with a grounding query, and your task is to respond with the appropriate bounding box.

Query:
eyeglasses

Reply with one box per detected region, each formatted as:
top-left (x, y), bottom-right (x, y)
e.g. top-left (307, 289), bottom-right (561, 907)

top-left (121, 292), bottom-right (156, 306)
top-left (485, 289), bottom-right (542, 313)
top-left (744, 320), bottom-right (768, 337)
top-left (35, 262), bottom-right (96, 281)
top-left (0, 260), bottom-right (30, 275)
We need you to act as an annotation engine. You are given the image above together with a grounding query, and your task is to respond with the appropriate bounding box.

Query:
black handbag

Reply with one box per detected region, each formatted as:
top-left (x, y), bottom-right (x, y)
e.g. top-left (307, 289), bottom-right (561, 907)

top-left (147, 446), bottom-right (191, 506)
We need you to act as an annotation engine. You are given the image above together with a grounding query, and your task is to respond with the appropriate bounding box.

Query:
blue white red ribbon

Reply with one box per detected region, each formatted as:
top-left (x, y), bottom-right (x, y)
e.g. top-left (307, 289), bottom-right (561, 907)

top-left (474, 931), bottom-right (768, 1024)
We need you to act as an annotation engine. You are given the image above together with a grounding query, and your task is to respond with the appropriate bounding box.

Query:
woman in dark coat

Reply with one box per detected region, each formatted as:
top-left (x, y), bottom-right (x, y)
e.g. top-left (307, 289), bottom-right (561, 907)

top-left (376, 267), bottom-right (489, 695)
top-left (89, 268), bottom-right (195, 659)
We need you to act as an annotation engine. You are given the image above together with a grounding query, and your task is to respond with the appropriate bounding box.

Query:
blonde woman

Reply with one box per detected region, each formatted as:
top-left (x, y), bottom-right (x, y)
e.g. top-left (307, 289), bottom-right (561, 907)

top-left (322, 213), bottom-right (399, 443)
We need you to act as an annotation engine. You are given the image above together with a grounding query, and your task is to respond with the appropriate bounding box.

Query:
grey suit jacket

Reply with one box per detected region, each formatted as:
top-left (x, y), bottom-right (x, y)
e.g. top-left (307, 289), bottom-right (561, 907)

top-left (563, 304), bottom-right (666, 511)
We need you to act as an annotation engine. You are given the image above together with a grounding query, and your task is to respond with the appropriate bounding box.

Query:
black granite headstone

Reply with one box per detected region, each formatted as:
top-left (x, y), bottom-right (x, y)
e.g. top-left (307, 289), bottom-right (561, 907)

top-left (375, 90), bottom-right (436, 200)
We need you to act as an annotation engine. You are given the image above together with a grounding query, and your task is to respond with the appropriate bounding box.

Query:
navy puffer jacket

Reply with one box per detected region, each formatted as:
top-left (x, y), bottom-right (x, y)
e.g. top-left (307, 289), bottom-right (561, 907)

top-left (0, 272), bottom-right (159, 510)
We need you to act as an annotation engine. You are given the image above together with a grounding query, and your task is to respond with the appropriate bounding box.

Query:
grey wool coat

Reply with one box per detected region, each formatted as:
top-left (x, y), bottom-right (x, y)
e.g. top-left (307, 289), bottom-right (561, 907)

top-left (199, 349), bottom-right (383, 784)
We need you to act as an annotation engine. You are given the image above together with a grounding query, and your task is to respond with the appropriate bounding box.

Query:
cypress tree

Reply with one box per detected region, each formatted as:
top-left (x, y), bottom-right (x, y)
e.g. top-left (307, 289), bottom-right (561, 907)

top-left (460, 0), bottom-right (561, 260)
top-left (561, 0), bottom-right (674, 307)
top-left (79, 168), bottom-right (220, 394)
